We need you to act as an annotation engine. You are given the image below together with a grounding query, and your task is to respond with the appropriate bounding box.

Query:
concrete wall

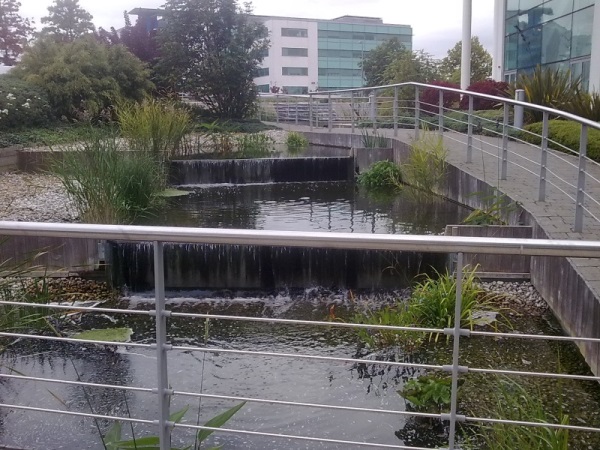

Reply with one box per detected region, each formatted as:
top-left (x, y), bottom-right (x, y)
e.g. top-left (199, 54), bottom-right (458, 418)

top-left (0, 146), bottom-right (19, 172)
top-left (300, 130), bottom-right (600, 377)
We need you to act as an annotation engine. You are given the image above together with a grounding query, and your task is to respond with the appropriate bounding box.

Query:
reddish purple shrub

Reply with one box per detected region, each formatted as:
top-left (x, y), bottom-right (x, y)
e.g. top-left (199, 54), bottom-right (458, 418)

top-left (459, 80), bottom-right (510, 110)
top-left (420, 81), bottom-right (461, 113)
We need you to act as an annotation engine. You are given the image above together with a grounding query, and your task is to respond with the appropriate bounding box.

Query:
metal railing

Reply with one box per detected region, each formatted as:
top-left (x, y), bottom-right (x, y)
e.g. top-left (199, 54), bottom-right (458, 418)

top-left (259, 83), bottom-right (600, 233)
top-left (1, 221), bottom-right (600, 449)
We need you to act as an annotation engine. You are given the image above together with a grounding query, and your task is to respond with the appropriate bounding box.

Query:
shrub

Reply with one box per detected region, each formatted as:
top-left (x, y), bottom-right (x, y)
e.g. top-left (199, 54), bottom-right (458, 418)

top-left (459, 79), bottom-right (510, 111)
top-left (569, 91), bottom-right (600, 122)
top-left (358, 160), bottom-right (403, 190)
top-left (235, 132), bottom-right (275, 157)
top-left (286, 131), bottom-right (309, 153)
top-left (521, 120), bottom-right (600, 163)
top-left (52, 129), bottom-right (165, 224)
top-left (420, 81), bottom-right (460, 114)
top-left (0, 76), bottom-right (53, 130)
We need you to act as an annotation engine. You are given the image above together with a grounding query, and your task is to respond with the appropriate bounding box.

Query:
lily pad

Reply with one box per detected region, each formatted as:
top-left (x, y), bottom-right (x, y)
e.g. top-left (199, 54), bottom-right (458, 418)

top-left (159, 188), bottom-right (189, 197)
top-left (71, 327), bottom-right (133, 342)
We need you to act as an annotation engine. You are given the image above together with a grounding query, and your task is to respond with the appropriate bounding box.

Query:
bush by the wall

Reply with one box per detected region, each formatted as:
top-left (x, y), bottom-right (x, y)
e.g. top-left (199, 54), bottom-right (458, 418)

top-left (521, 120), bottom-right (600, 162)
top-left (420, 81), bottom-right (460, 114)
top-left (0, 77), bottom-right (53, 130)
top-left (459, 80), bottom-right (509, 111)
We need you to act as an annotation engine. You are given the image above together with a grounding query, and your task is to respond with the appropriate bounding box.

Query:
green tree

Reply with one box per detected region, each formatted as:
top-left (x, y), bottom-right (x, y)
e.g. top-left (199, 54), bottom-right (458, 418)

top-left (41, 0), bottom-right (95, 42)
top-left (439, 36), bottom-right (492, 84)
top-left (0, 0), bottom-right (33, 65)
top-left (360, 38), bottom-right (406, 87)
top-left (14, 36), bottom-right (153, 118)
top-left (382, 49), bottom-right (440, 85)
top-left (158, 0), bottom-right (269, 119)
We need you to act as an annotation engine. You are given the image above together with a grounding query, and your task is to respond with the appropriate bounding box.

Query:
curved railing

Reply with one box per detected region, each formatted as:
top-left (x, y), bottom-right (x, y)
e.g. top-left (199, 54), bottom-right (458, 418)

top-left (259, 82), bottom-right (600, 233)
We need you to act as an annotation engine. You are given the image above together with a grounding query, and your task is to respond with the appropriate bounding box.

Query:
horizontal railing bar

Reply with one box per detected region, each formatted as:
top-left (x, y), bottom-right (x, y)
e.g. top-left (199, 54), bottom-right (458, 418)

top-left (468, 367), bottom-right (600, 382)
top-left (465, 416), bottom-right (600, 433)
top-left (0, 332), bottom-right (151, 349)
top-left (2, 221), bottom-right (600, 257)
top-left (0, 403), bottom-right (153, 425)
top-left (173, 391), bottom-right (440, 419)
top-left (170, 311), bottom-right (441, 334)
top-left (470, 330), bottom-right (600, 344)
top-left (173, 422), bottom-right (430, 450)
top-left (0, 300), bottom-right (152, 316)
top-left (0, 373), bottom-right (153, 393)
top-left (169, 344), bottom-right (444, 371)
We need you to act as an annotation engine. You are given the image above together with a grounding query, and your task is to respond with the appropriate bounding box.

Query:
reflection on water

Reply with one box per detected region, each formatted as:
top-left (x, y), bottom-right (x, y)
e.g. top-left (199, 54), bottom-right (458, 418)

top-left (156, 181), bottom-right (470, 235)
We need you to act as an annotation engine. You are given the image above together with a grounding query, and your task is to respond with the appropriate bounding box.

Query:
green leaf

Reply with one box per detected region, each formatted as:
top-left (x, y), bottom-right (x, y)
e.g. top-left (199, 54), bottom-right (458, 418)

top-left (159, 188), bottom-right (190, 197)
top-left (104, 422), bottom-right (122, 450)
top-left (197, 401), bottom-right (246, 443)
top-left (71, 327), bottom-right (133, 342)
top-left (113, 436), bottom-right (160, 448)
top-left (170, 405), bottom-right (189, 424)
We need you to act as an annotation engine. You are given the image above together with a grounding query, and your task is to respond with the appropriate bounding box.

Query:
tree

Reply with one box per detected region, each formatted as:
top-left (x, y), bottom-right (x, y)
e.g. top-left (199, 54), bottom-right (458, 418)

top-left (439, 36), bottom-right (492, 84)
top-left (14, 36), bottom-right (153, 119)
top-left (0, 0), bottom-right (33, 65)
top-left (41, 0), bottom-right (95, 42)
top-left (158, 0), bottom-right (269, 119)
top-left (382, 49), bottom-right (440, 85)
top-left (360, 38), bottom-right (406, 87)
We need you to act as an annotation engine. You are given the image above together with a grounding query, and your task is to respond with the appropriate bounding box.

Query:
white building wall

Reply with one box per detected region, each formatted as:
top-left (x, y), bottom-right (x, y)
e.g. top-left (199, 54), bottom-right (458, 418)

top-left (257, 19), bottom-right (319, 93)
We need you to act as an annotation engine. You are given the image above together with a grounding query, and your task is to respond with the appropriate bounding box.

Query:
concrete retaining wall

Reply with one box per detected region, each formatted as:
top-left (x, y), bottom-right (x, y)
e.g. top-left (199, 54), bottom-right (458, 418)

top-left (299, 129), bottom-right (600, 377)
top-left (0, 146), bottom-right (20, 172)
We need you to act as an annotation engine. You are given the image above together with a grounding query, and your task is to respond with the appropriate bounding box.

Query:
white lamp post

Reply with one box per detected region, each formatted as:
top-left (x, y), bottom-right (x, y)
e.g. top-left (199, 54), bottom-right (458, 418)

top-left (461, 0), bottom-right (472, 90)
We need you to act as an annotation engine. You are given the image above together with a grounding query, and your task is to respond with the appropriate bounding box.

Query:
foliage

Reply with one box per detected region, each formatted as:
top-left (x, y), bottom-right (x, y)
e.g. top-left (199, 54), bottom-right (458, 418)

top-left (521, 120), bottom-right (600, 163)
top-left (0, 123), bottom-right (116, 148)
top-left (402, 131), bottom-right (447, 193)
top-left (358, 160), bottom-right (403, 191)
top-left (383, 48), bottom-right (440, 86)
top-left (354, 266), bottom-right (501, 348)
top-left (439, 36), bottom-right (492, 84)
top-left (475, 377), bottom-right (569, 450)
top-left (0, 0), bottom-right (33, 66)
top-left (0, 76), bottom-right (53, 130)
top-left (286, 131), bottom-right (309, 153)
top-left (459, 80), bottom-right (510, 111)
top-left (117, 97), bottom-right (192, 160)
top-left (360, 128), bottom-right (389, 148)
top-left (569, 90), bottom-right (600, 122)
top-left (420, 80), bottom-right (460, 114)
top-left (51, 129), bottom-right (165, 224)
top-left (15, 36), bottom-right (153, 120)
top-left (462, 191), bottom-right (518, 226)
top-left (41, 0), bottom-right (95, 42)
top-left (104, 402), bottom-right (246, 450)
top-left (158, 0), bottom-right (269, 119)
top-left (360, 37), bottom-right (407, 87)
top-left (235, 132), bottom-right (274, 157)
top-left (513, 66), bottom-right (580, 123)
top-left (399, 374), bottom-right (452, 413)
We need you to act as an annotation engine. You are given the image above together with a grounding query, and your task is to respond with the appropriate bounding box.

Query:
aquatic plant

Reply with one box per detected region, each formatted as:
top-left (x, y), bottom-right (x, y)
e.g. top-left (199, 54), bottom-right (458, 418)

top-left (357, 160), bottom-right (403, 191)
top-left (398, 373), bottom-right (453, 414)
top-left (403, 131), bottom-right (447, 193)
top-left (235, 133), bottom-right (275, 157)
top-left (286, 131), bottom-right (309, 153)
top-left (360, 128), bottom-right (389, 148)
top-left (462, 191), bottom-right (518, 226)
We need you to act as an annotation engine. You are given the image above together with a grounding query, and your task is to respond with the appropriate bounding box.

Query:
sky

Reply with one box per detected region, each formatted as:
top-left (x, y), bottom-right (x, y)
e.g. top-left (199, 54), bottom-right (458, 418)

top-left (21, 0), bottom-right (496, 59)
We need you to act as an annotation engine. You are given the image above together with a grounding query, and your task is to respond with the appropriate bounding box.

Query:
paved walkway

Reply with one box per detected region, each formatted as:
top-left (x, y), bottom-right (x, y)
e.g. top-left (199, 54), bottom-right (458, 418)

top-left (275, 122), bottom-right (600, 297)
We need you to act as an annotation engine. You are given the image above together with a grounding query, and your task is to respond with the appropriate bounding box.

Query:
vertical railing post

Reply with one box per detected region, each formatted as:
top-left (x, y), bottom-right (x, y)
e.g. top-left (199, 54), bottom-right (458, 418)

top-left (514, 89), bottom-right (525, 129)
top-left (309, 94), bottom-right (313, 130)
top-left (414, 86), bottom-right (420, 141)
top-left (328, 92), bottom-right (332, 132)
top-left (501, 103), bottom-right (509, 180)
top-left (372, 90), bottom-right (378, 131)
top-left (350, 91), bottom-right (355, 134)
top-left (538, 111), bottom-right (549, 202)
top-left (445, 252), bottom-right (466, 450)
top-left (286, 96), bottom-right (290, 123)
top-left (467, 95), bottom-right (473, 163)
top-left (438, 90), bottom-right (444, 137)
top-left (295, 97), bottom-right (299, 125)
top-left (575, 125), bottom-right (588, 232)
top-left (153, 241), bottom-right (170, 450)
top-left (275, 95), bottom-right (280, 124)
top-left (393, 86), bottom-right (399, 137)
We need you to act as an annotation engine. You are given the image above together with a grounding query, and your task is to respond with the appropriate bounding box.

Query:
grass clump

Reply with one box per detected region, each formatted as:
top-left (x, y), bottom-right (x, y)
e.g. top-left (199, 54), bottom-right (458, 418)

top-left (117, 98), bottom-right (192, 160)
top-left (235, 132), bottom-right (275, 158)
top-left (462, 191), bottom-right (518, 225)
top-left (286, 131), bottom-right (309, 153)
top-left (358, 160), bottom-right (403, 191)
top-left (52, 130), bottom-right (165, 224)
top-left (521, 120), bottom-right (600, 163)
top-left (360, 129), bottom-right (389, 148)
top-left (354, 266), bottom-right (500, 349)
top-left (403, 131), bottom-right (447, 193)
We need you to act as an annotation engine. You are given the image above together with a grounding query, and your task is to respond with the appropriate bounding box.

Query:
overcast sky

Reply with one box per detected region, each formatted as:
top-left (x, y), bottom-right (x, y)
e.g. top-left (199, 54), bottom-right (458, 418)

top-left (21, 0), bottom-right (496, 59)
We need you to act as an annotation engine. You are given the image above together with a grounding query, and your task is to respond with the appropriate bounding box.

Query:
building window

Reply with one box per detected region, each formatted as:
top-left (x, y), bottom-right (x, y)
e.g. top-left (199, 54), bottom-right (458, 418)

top-left (256, 84), bottom-right (270, 93)
top-left (571, 59), bottom-right (591, 91)
top-left (255, 67), bottom-right (269, 77)
top-left (283, 86), bottom-right (308, 95)
top-left (282, 28), bottom-right (308, 38)
top-left (258, 48), bottom-right (269, 58)
top-left (282, 67), bottom-right (308, 76)
top-left (318, 68), bottom-right (362, 77)
top-left (318, 49), bottom-right (366, 59)
top-left (571, 6), bottom-right (594, 58)
top-left (282, 47), bottom-right (308, 57)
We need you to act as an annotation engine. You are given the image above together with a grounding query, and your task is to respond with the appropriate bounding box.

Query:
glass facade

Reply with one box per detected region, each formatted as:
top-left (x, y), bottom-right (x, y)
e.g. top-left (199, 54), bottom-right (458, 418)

top-left (281, 28), bottom-right (308, 37)
top-left (282, 67), bottom-right (308, 76)
top-left (317, 21), bottom-right (412, 90)
top-left (504, 0), bottom-right (594, 89)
